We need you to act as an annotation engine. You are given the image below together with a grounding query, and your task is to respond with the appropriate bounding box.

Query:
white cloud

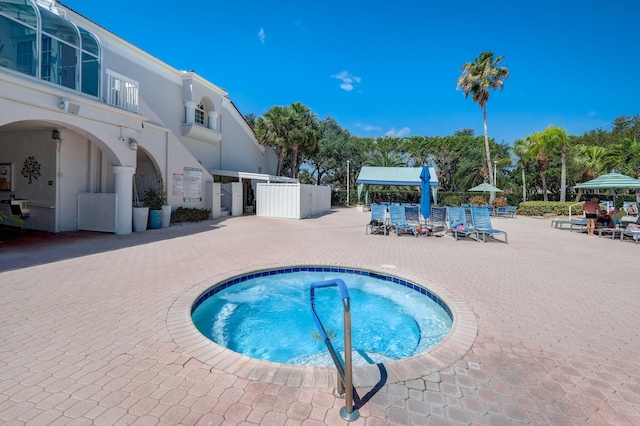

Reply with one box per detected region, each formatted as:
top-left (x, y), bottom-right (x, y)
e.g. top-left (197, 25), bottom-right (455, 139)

top-left (258, 28), bottom-right (266, 45)
top-left (293, 19), bottom-right (305, 31)
top-left (354, 123), bottom-right (381, 132)
top-left (331, 71), bottom-right (361, 91)
top-left (384, 127), bottom-right (411, 137)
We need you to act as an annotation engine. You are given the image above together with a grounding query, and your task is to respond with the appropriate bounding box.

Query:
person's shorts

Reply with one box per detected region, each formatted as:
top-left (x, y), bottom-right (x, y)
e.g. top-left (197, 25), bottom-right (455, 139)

top-left (585, 213), bottom-right (598, 219)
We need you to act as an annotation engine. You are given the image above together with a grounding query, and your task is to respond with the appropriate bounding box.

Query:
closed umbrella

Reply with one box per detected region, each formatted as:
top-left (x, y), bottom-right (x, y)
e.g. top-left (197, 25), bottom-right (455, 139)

top-left (420, 166), bottom-right (431, 220)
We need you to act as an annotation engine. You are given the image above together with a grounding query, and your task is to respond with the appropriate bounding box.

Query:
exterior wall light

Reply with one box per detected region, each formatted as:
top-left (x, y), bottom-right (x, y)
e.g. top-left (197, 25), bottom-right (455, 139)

top-left (52, 129), bottom-right (60, 140)
top-left (129, 138), bottom-right (138, 150)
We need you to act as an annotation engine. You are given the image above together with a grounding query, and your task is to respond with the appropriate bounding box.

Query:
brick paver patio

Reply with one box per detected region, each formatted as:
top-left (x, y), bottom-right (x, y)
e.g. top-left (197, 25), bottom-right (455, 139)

top-left (1, 208), bottom-right (639, 425)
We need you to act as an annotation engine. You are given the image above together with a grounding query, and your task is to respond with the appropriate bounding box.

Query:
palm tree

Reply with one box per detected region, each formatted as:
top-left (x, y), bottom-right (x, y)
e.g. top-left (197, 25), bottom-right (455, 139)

top-left (457, 51), bottom-right (509, 196)
top-left (513, 136), bottom-right (534, 202)
top-left (538, 126), bottom-right (569, 201)
top-left (255, 106), bottom-right (291, 176)
top-left (572, 144), bottom-right (607, 202)
top-left (363, 151), bottom-right (406, 168)
top-left (603, 137), bottom-right (640, 177)
top-left (573, 145), bottom-right (607, 182)
top-left (289, 102), bottom-right (321, 179)
top-left (453, 145), bottom-right (487, 191)
top-left (527, 132), bottom-right (555, 201)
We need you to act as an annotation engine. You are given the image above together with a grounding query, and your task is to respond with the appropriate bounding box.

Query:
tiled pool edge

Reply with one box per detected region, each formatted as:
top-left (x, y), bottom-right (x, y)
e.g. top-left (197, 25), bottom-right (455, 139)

top-left (166, 264), bottom-right (477, 388)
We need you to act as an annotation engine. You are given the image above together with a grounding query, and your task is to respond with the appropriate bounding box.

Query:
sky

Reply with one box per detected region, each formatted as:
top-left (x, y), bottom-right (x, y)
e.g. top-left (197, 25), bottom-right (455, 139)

top-left (61, 0), bottom-right (640, 145)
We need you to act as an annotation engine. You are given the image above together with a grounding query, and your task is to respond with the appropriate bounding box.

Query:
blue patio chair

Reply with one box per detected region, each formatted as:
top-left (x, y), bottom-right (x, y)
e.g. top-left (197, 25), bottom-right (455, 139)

top-left (621, 222), bottom-right (640, 244)
top-left (551, 215), bottom-right (587, 232)
top-left (623, 201), bottom-right (638, 216)
top-left (447, 207), bottom-right (478, 241)
top-left (366, 204), bottom-right (388, 235)
top-left (470, 208), bottom-right (508, 243)
top-left (495, 206), bottom-right (507, 218)
top-left (506, 206), bottom-right (517, 218)
top-left (389, 204), bottom-right (418, 237)
top-left (461, 203), bottom-right (469, 208)
top-left (427, 206), bottom-right (448, 234)
top-left (404, 205), bottom-right (422, 228)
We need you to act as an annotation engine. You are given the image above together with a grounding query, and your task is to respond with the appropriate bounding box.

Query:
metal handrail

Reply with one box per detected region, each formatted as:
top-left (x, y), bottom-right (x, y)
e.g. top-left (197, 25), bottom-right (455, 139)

top-left (569, 201), bottom-right (585, 221)
top-left (309, 279), bottom-right (359, 422)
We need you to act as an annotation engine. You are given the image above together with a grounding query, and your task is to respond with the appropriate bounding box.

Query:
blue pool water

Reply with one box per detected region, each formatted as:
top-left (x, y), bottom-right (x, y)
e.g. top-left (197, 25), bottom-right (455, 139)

top-left (192, 269), bottom-right (452, 366)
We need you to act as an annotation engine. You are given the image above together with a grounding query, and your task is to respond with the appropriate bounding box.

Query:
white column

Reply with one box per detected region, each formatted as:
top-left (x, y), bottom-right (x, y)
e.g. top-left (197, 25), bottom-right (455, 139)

top-left (184, 101), bottom-right (197, 124)
top-left (112, 166), bottom-right (136, 235)
top-left (208, 111), bottom-right (219, 131)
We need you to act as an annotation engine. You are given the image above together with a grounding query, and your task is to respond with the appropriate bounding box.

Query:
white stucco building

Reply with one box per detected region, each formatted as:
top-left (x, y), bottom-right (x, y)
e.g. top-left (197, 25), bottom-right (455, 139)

top-left (0, 0), bottom-right (283, 234)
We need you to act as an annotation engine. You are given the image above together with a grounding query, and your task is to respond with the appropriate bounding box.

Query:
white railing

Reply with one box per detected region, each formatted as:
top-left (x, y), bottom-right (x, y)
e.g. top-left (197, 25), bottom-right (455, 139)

top-left (106, 70), bottom-right (139, 113)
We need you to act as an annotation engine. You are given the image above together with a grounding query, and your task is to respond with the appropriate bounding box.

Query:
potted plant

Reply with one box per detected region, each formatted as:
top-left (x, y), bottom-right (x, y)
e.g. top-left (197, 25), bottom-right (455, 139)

top-left (132, 179), bottom-right (149, 232)
top-left (143, 178), bottom-right (166, 229)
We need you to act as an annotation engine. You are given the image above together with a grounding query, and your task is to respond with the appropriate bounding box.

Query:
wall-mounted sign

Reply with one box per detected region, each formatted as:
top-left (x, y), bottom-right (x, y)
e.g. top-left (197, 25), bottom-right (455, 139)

top-left (172, 172), bottom-right (184, 196)
top-left (183, 167), bottom-right (202, 202)
top-left (0, 163), bottom-right (11, 191)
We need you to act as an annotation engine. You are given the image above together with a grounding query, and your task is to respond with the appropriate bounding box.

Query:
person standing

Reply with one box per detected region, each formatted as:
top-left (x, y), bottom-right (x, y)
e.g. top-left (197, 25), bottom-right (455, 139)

top-left (582, 197), bottom-right (601, 236)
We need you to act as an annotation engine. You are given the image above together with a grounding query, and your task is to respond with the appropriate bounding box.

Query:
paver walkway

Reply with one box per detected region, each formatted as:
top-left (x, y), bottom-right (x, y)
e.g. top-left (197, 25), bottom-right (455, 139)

top-left (1, 208), bottom-right (639, 425)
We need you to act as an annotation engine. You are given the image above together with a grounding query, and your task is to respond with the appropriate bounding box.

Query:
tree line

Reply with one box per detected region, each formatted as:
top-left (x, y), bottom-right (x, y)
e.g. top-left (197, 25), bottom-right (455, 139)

top-left (247, 105), bottom-right (640, 204)
top-left (245, 49), bottom-right (639, 204)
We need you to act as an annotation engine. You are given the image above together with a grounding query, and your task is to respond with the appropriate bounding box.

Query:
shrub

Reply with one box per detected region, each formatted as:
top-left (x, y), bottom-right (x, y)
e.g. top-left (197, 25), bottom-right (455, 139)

top-left (170, 207), bottom-right (211, 223)
top-left (468, 195), bottom-right (487, 205)
top-left (517, 201), bottom-right (583, 216)
top-left (442, 195), bottom-right (462, 206)
top-left (492, 196), bottom-right (508, 207)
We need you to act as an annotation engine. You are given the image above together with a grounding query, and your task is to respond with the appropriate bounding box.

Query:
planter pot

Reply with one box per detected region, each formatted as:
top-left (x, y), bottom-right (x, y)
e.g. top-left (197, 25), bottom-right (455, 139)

top-left (132, 207), bottom-right (149, 232)
top-left (149, 209), bottom-right (162, 229)
top-left (161, 205), bottom-right (172, 228)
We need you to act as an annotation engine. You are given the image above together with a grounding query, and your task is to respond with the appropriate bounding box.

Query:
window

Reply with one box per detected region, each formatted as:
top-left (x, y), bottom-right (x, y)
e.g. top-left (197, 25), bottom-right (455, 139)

top-left (107, 70), bottom-right (138, 113)
top-left (0, 14), bottom-right (37, 76)
top-left (0, 1), bottom-right (101, 97)
top-left (79, 27), bottom-right (100, 96)
top-left (40, 6), bottom-right (79, 90)
top-left (195, 102), bottom-right (206, 126)
top-left (41, 34), bottom-right (78, 89)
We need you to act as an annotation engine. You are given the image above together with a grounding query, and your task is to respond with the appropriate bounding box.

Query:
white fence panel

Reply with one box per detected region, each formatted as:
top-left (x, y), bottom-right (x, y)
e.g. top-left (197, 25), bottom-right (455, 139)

top-left (256, 183), bottom-right (331, 219)
top-left (78, 193), bottom-right (117, 232)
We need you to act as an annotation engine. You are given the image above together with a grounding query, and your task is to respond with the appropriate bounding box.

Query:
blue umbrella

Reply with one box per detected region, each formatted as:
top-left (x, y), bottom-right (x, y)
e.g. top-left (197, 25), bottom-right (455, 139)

top-left (420, 166), bottom-right (431, 220)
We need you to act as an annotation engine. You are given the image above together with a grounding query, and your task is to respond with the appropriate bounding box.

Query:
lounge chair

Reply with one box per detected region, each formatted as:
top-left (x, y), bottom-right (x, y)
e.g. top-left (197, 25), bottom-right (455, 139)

top-left (596, 210), bottom-right (627, 239)
top-left (623, 201), bottom-right (638, 217)
top-left (404, 205), bottom-right (422, 229)
top-left (366, 204), bottom-right (388, 235)
top-left (551, 215), bottom-right (587, 232)
top-left (620, 223), bottom-right (640, 244)
top-left (447, 207), bottom-right (478, 241)
top-left (470, 207), bottom-right (508, 243)
top-left (506, 206), bottom-right (517, 218)
top-left (495, 206), bottom-right (507, 218)
top-left (389, 204), bottom-right (418, 237)
top-left (427, 206), bottom-right (448, 234)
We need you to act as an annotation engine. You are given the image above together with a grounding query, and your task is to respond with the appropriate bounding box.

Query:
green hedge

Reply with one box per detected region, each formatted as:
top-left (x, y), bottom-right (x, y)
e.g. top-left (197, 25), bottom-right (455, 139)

top-left (517, 201), bottom-right (584, 216)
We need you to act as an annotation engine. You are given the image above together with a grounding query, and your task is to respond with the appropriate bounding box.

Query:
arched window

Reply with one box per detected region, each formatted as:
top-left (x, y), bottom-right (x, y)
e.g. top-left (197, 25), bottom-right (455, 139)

top-left (79, 27), bottom-right (100, 96)
top-left (0, 0), bottom-right (101, 96)
top-left (195, 102), bottom-right (206, 126)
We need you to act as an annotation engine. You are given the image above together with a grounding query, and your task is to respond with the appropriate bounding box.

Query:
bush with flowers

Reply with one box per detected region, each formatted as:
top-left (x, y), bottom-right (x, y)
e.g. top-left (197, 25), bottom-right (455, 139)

top-left (491, 196), bottom-right (508, 208)
top-left (468, 195), bottom-right (487, 205)
top-left (170, 207), bottom-right (211, 224)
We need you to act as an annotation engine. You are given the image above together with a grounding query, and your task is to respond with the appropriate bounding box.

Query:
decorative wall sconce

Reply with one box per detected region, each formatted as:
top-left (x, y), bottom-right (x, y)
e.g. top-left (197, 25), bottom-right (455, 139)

top-left (129, 138), bottom-right (138, 150)
top-left (51, 129), bottom-right (60, 140)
